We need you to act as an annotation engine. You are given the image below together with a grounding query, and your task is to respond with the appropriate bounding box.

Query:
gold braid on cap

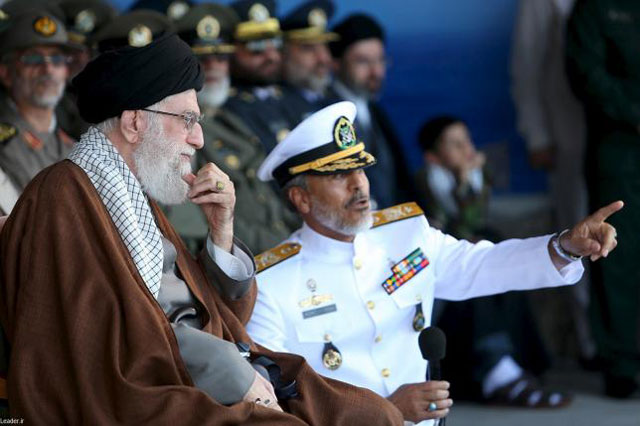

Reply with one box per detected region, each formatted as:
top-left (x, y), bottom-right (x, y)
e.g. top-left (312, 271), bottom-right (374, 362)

top-left (288, 142), bottom-right (364, 175)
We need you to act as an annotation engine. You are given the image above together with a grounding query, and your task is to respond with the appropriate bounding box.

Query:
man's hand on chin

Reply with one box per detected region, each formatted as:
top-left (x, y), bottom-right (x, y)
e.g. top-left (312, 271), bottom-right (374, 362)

top-left (184, 162), bottom-right (235, 252)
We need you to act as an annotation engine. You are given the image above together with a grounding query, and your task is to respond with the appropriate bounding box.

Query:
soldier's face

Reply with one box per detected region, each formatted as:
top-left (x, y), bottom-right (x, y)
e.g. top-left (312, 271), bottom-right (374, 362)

top-left (198, 54), bottom-right (231, 108)
top-left (338, 39), bottom-right (386, 98)
top-left (4, 46), bottom-right (68, 108)
top-left (283, 41), bottom-right (332, 92)
top-left (231, 39), bottom-right (282, 84)
top-left (305, 169), bottom-right (373, 236)
top-left (434, 122), bottom-right (477, 173)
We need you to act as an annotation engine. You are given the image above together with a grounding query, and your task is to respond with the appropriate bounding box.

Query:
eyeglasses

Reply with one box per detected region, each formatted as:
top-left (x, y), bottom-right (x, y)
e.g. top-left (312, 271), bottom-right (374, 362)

top-left (142, 109), bottom-right (204, 133)
top-left (18, 53), bottom-right (70, 66)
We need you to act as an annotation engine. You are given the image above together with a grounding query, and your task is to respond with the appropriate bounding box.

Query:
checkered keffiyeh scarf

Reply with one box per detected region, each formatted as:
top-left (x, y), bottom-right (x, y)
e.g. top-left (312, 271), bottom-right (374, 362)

top-left (68, 127), bottom-right (163, 298)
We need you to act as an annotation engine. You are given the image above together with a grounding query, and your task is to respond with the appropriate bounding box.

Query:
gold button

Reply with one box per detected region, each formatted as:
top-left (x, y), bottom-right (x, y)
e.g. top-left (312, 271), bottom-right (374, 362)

top-left (324, 333), bottom-right (332, 342)
top-left (366, 300), bottom-right (375, 310)
top-left (375, 335), bottom-right (382, 343)
top-left (381, 368), bottom-right (390, 378)
top-left (354, 258), bottom-right (362, 270)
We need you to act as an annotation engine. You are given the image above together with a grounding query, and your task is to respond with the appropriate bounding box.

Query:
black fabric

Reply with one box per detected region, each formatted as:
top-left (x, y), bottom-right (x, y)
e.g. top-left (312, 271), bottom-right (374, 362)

top-left (330, 13), bottom-right (384, 58)
top-left (72, 33), bottom-right (203, 124)
top-left (230, 0), bottom-right (276, 23)
top-left (280, 0), bottom-right (334, 32)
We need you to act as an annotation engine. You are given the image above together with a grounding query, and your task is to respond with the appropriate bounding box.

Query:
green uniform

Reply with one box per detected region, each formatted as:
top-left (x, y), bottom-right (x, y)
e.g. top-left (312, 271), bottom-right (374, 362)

top-left (566, 0), bottom-right (640, 381)
top-left (0, 96), bottom-right (74, 192)
top-left (164, 107), bottom-right (299, 254)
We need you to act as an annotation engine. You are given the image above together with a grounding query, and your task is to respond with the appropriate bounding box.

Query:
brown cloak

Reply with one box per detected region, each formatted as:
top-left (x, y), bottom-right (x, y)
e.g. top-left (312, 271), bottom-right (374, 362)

top-left (0, 161), bottom-right (403, 425)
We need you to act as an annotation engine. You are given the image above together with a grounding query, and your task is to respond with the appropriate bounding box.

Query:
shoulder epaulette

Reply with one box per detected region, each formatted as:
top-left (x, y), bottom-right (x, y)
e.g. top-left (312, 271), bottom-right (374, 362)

top-left (255, 242), bottom-right (301, 273)
top-left (0, 123), bottom-right (17, 145)
top-left (372, 202), bottom-right (424, 229)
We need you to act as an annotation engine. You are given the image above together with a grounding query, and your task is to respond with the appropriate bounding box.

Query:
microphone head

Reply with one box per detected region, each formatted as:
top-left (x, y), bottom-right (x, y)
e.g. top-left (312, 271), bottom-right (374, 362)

top-left (418, 326), bottom-right (446, 361)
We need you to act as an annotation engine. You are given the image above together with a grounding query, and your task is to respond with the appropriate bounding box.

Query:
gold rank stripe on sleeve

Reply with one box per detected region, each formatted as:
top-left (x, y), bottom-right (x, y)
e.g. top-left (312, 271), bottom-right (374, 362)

top-left (371, 202), bottom-right (425, 229)
top-left (255, 242), bottom-right (301, 273)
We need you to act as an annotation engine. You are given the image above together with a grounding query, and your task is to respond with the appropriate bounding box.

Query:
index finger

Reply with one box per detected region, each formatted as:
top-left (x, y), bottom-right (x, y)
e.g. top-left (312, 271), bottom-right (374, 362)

top-left (197, 161), bottom-right (229, 180)
top-left (591, 200), bottom-right (624, 222)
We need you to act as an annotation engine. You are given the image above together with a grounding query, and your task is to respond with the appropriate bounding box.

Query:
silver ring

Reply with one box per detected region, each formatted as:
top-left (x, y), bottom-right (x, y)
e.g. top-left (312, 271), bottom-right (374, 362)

top-left (428, 402), bottom-right (437, 412)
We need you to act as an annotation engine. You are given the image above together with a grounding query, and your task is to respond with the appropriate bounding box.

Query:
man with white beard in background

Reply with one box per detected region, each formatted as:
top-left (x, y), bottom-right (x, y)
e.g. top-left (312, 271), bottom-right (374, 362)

top-left (167, 3), bottom-right (298, 254)
top-left (0, 9), bottom-right (76, 214)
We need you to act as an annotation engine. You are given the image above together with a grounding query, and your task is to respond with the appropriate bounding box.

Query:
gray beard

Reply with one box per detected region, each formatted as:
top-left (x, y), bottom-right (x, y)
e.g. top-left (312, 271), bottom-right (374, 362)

top-left (133, 122), bottom-right (193, 205)
top-left (197, 77), bottom-right (230, 108)
top-left (310, 195), bottom-right (374, 236)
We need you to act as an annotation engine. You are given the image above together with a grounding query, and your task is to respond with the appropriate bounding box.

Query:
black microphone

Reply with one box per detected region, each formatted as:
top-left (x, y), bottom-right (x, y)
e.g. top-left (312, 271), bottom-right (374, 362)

top-left (418, 326), bottom-right (446, 382)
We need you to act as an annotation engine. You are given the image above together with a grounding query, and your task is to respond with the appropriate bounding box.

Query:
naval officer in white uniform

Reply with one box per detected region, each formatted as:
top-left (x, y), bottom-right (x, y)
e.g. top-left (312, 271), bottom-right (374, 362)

top-left (246, 101), bottom-right (622, 424)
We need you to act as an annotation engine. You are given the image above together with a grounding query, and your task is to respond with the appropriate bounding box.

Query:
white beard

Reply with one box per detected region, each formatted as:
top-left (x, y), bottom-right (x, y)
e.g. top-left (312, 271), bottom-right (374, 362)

top-left (310, 194), bottom-right (374, 236)
top-left (197, 76), bottom-right (230, 108)
top-left (133, 122), bottom-right (193, 205)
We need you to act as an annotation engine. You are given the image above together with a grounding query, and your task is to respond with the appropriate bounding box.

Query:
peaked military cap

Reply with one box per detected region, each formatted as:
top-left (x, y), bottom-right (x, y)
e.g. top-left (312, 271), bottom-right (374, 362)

top-left (281, 0), bottom-right (338, 43)
top-left (0, 9), bottom-right (79, 55)
top-left (258, 101), bottom-right (376, 187)
top-left (91, 10), bottom-right (174, 53)
top-left (0, 0), bottom-right (65, 21)
top-left (329, 13), bottom-right (384, 58)
top-left (128, 0), bottom-right (194, 21)
top-left (59, 0), bottom-right (117, 46)
top-left (230, 0), bottom-right (281, 42)
top-left (175, 3), bottom-right (239, 55)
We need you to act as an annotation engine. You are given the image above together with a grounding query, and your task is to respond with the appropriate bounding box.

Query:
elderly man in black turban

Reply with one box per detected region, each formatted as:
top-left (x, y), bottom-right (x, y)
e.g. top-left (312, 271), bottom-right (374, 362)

top-left (0, 33), bottom-right (404, 425)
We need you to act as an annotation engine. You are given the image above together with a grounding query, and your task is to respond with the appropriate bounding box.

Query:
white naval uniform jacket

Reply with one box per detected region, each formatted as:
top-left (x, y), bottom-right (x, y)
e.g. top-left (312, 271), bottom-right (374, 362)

top-left (247, 203), bottom-right (583, 401)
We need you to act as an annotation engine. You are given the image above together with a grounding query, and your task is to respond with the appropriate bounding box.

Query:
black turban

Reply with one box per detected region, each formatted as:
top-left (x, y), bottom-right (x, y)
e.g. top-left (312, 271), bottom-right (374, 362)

top-left (329, 13), bottom-right (384, 59)
top-left (72, 32), bottom-right (203, 124)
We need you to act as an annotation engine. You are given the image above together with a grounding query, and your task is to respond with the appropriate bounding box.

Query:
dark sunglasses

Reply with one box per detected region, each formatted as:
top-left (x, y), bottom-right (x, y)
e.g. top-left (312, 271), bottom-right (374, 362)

top-left (18, 53), bottom-right (70, 66)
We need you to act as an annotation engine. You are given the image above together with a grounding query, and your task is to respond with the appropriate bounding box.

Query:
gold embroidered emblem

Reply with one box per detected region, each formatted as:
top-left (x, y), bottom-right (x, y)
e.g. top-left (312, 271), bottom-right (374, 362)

top-left (372, 202), bottom-right (424, 228)
top-left (33, 16), bottom-right (57, 37)
top-left (298, 294), bottom-right (334, 308)
top-left (323, 348), bottom-right (342, 370)
top-left (308, 8), bottom-right (327, 29)
top-left (168, 1), bottom-right (190, 20)
top-left (128, 25), bottom-right (152, 47)
top-left (75, 9), bottom-right (96, 33)
top-left (333, 116), bottom-right (356, 149)
top-left (224, 154), bottom-right (240, 169)
top-left (256, 242), bottom-right (301, 273)
top-left (248, 3), bottom-right (269, 22)
top-left (197, 15), bottom-right (220, 40)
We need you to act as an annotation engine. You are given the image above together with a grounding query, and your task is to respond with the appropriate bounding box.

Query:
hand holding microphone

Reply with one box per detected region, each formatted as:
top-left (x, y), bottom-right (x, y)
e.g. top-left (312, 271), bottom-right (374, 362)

top-left (386, 326), bottom-right (453, 423)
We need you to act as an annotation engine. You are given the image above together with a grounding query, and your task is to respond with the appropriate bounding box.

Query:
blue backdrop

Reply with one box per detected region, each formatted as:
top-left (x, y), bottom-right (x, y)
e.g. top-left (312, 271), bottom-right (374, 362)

top-left (109, 0), bottom-right (546, 194)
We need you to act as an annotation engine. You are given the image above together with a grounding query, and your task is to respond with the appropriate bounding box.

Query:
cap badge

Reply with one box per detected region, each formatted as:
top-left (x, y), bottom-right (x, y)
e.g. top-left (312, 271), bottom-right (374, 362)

top-left (75, 9), bottom-right (96, 34)
top-left (248, 3), bottom-right (270, 22)
top-left (33, 16), bottom-right (57, 37)
top-left (333, 116), bottom-right (356, 149)
top-left (0, 9), bottom-right (8, 21)
top-left (128, 24), bottom-right (153, 47)
top-left (197, 15), bottom-right (220, 40)
top-left (308, 8), bottom-right (327, 29)
top-left (168, 1), bottom-right (190, 21)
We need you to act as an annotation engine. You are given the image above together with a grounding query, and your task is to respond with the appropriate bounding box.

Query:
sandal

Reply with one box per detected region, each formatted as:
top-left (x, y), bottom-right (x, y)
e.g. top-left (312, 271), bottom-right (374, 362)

top-left (486, 375), bottom-right (573, 408)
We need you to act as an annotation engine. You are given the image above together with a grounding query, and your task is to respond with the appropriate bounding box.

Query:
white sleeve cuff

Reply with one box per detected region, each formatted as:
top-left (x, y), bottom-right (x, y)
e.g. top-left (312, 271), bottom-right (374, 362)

top-left (206, 236), bottom-right (255, 281)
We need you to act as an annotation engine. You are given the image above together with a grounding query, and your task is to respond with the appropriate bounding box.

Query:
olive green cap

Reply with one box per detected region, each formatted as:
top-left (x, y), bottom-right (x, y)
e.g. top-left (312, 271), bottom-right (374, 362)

top-left (90, 10), bottom-right (174, 53)
top-left (175, 3), bottom-right (239, 55)
top-left (0, 9), bottom-right (78, 55)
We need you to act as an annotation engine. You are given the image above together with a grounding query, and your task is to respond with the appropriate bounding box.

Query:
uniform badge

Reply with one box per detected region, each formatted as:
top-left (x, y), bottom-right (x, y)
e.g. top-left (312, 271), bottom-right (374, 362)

top-left (381, 248), bottom-right (429, 295)
top-left (224, 154), bottom-right (240, 170)
top-left (308, 8), bottom-right (327, 29)
top-left (128, 25), bottom-right (153, 47)
top-left (333, 116), bottom-right (356, 149)
top-left (0, 123), bottom-right (17, 144)
top-left (33, 16), bottom-right (57, 37)
top-left (168, 1), bottom-right (190, 21)
top-left (322, 340), bottom-right (342, 370)
top-left (248, 3), bottom-right (270, 22)
top-left (412, 303), bottom-right (425, 331)
top-left (197, 15), bottom-right (220, 41)
top-left (299, 278), bottom-right (337, 319)
top-left (75, 9), bottom-right (96, 34)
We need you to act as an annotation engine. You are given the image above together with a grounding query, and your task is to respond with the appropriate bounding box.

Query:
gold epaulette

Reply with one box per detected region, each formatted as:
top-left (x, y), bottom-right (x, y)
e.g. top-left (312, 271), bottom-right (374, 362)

top-left (372, 202), bottom-right (424, 229)
top-left (0, 123), bottom-right (17, 145)
top-left (256, 242), bottom-right (301, 273)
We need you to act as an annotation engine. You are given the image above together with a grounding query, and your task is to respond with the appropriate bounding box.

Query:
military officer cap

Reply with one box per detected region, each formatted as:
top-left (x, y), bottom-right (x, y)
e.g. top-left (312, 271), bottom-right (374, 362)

top-left (128, 0), bottom-right (194, 22)
top-left (329, 13), bottom-right (384, 58)
top-left (258, 101), bottom-right (376, 187)
top-left (91, 10), bottom-right (174, 53)
top-left (230, 0), bottom-right (281, 42)
top-left (58, 0), bottom-right (117, 47)
top-left (0, 9), bottom-right (79, 56)
top-left (280, 0), bottom-right (338, 43)
top-left (0, 0), bottom-right (65, 21)
top-left (175, 3), bottom-right (239, 55)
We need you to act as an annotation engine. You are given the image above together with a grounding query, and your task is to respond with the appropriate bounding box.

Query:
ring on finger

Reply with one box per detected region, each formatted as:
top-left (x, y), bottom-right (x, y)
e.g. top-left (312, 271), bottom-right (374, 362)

top-left (428, 401), bottom-right (437, 412)
top-left (215, 180), bottom-right (225, 191)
